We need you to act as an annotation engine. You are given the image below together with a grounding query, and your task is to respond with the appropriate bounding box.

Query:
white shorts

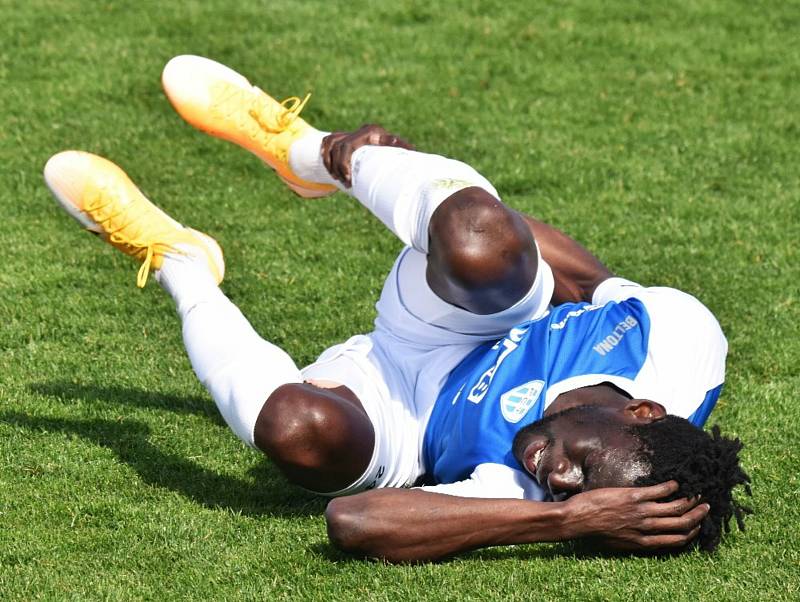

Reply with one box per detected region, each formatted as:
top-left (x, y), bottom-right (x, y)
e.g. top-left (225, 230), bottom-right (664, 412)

top-left (300, 246), bottom-right (555, 496)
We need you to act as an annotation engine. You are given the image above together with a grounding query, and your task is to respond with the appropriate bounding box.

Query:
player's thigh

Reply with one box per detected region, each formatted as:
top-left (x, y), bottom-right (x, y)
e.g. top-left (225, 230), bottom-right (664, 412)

top-left (375, 247), bottom-right (553, 346)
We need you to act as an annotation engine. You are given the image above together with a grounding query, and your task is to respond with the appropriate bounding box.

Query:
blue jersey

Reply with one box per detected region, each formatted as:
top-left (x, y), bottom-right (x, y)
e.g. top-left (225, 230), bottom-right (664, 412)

top-left (422, 298), bottom-right (722, 485)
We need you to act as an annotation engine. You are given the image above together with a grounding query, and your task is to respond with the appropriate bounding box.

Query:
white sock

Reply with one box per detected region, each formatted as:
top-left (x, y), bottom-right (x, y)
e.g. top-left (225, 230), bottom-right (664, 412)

top-left (156, 254), bottom-right (302, 448)
top-left (288, 132), bottom-right (500, 253)
top-left (288, 128), bottom-right (341, 188)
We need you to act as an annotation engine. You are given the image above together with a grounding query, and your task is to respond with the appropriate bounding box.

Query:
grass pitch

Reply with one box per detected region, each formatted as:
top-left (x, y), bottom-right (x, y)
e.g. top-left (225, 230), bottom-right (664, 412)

top-left (1, 0), bottom-right (799, 599)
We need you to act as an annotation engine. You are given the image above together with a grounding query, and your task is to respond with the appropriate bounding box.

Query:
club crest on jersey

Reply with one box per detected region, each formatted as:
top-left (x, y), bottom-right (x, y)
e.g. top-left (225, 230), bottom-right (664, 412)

top-left (500, 380), bottom-right (545, 423)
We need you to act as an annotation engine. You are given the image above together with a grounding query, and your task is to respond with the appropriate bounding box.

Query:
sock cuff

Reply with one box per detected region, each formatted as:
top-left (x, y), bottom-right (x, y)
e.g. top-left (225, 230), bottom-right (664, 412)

top-left (155, 252), bottom-right (223, 316)
top-left (288, 129), bottom-right (342, 188)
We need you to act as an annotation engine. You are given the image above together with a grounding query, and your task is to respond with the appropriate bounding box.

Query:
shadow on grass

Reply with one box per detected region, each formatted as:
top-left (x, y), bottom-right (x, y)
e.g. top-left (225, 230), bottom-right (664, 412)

top-left (310, 541), bottom-right (593, 564)
top-left (312, 539), bottom-right (687, 565)
top-left (468, 540), bottom-right (690, 561)
top-left (2, 410), bottom-right (326, 519)
top-left (29, 381), bottom-right (226, 426)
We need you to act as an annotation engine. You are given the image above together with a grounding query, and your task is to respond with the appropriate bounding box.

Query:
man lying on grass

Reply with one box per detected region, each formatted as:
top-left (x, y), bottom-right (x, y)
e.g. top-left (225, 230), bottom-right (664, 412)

top-left (43, 55), bottom-right (750, 562)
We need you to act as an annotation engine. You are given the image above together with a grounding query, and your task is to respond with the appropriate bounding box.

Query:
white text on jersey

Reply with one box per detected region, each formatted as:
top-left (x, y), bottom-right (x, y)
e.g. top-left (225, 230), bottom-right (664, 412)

top-left (593, 315), bottom-right (639, 356)
top-left (467, 326), bottom-right (528, 404)
top-left (550, 304), bottom-right (601, 330)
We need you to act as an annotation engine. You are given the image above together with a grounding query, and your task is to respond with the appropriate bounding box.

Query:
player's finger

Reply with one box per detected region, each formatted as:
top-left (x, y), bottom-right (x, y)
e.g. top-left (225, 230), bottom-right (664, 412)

top-left (367, 126), bottom-right (388, 146)
top-left (321, 132), bottom-right (346, 178)
top-left (635, 524), bottom-right (701, 549)
top-left (338, 143), bottom-right (354, 187)
top-left (321, 135), bottom-right (334, 175)
top-left (631, 480), bottom-right (680, 502)
top-left (643, 496), bottom-right (702, 517)
top-left (380, 133), bottom-right (415, 150)
top-left (329, 136), bottom-right (351, 186)
top-left (639, 504), bottom-right (709, 533)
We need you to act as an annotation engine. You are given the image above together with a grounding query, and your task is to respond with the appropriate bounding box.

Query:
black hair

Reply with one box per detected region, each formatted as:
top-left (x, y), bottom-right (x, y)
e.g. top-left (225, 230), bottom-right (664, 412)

top-left (627, 415), bottom-right (752, 552)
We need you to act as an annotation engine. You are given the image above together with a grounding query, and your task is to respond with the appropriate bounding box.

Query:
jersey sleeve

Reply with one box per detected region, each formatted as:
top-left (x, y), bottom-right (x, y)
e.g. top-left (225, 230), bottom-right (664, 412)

top-left (592, 277), bottom-right (647, 305)
top-left (593, 278), bottom-right (727, 424)
top-left (418, 463), bottom-right (548, 501)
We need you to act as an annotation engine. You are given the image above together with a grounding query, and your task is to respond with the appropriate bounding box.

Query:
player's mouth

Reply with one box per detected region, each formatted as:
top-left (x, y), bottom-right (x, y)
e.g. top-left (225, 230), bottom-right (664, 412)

top-left (525, 439), bottom-right (549, 484)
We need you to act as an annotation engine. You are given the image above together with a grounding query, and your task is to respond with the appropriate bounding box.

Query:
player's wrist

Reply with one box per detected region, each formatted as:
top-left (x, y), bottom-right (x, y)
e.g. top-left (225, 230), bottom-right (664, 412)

top-left (558, 495), bottom-right (595, 540)
top-left (509, 500), bottom-right (577, 544)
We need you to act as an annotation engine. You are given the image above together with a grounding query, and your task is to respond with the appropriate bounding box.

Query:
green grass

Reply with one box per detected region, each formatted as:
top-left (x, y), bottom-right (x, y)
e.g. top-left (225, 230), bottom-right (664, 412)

top-left (1, 0), bottom-right (799, 599)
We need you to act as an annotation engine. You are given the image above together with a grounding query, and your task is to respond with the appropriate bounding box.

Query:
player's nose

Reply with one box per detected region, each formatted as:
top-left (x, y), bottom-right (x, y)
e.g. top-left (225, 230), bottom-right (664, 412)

top-left (546, 456), bottom-right (584, 500)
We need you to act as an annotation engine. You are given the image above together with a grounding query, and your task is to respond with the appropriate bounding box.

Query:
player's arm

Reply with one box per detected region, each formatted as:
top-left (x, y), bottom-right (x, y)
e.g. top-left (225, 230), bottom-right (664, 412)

top-left (325, 482), bottom-right (708, 562)
top-left (518, 214), bottom-right (613, 304)
top-left (321, 125), bottom-right (613, 305)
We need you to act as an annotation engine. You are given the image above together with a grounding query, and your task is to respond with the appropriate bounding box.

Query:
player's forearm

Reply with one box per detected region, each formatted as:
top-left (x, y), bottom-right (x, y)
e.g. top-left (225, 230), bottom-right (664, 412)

top-left (520, 214), bottom-right (613, 304)
top-left (325, 488), bottom-right (571, 562)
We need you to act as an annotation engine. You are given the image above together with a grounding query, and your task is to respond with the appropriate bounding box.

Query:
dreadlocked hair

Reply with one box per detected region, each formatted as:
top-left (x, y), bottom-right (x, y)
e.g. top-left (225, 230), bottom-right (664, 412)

top-left (627, 415), bottom-right (752, 552)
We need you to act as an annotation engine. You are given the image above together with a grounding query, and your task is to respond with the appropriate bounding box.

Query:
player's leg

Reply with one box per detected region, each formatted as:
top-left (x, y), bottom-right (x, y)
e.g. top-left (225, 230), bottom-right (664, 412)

top-left (313, 128), bottom-right (613, 308)
top-left (43, 151), bottom-right (374, 494)
top-left (255, 382), bottom-right (374, 492)
top-left (162, 57), bottom-right (546, 318)
top-left (314, 128), bottom-right (615, 307)
top-left (159, 258), bottom-right (374, 493)
top-left (324, 135), bottom-right (543, 314)
top-left (296, 134), bottom-right (558, 327)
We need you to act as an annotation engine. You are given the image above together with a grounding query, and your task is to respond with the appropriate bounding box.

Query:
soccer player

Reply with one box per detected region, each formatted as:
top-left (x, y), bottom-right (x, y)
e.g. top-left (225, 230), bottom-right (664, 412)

top-left (43, 56), bottom-right (749, 563)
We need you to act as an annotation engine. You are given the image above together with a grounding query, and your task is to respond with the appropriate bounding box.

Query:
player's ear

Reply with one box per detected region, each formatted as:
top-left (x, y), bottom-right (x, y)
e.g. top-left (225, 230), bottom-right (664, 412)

top-left (622, 399), bottom-right (666, 423)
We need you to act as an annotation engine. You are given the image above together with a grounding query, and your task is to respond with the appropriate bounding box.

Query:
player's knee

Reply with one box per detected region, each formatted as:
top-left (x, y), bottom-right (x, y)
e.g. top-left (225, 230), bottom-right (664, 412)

top-left (428, 187), bottom-right (538, 312)
top-left (254, 383), bottom-right (373, 483)
top-left (254, 383), bottom-right (375, 492)
top-left (429, 187), bottom-right (536, 287)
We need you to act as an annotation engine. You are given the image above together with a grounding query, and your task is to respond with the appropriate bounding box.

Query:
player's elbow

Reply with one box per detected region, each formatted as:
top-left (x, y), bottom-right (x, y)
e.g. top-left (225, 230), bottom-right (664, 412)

top-left (326, 491), bottom-right (423, 563)
top-left (325, 497), bottom-right (369, 555)
top-left (326, 495), bottom-right (410, 562)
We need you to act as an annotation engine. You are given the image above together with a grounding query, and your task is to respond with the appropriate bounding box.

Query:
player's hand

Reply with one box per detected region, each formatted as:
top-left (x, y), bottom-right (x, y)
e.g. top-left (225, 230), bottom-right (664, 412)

top-left (321, 124), bottom-right (415, 187)
top-left (562, 481), bottom-right (709, 552)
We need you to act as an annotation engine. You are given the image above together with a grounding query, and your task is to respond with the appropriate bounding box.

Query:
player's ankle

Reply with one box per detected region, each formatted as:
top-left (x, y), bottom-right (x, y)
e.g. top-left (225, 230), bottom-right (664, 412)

top-left (156, 251), bottom-right (221, 315)
top-left (288, 129), bottom-right (341, 188)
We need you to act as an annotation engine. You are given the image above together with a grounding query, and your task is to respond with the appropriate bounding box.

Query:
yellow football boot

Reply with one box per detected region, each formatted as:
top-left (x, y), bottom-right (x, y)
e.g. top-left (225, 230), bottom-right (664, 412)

top-left (44, 150), bottom-right (225, 288)
top-left (161, 55), bottom-right (335, 199)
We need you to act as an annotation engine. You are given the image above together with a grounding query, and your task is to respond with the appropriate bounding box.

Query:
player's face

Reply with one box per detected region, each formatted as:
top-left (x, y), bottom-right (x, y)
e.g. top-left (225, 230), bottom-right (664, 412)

top-left (514, 406), bottom-right (650, 501)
